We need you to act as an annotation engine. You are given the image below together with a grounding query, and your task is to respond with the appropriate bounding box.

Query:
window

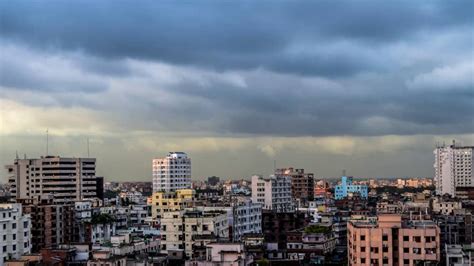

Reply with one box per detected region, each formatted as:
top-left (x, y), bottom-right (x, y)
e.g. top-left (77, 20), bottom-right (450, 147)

top-left (404, 248), bottom-right (409, 253)
top-left (383, 258), bottom-right (389, 264)
top-left (361, 258), bottom-right (366, 263)
top-left (382, 235), bottom-right (388, 241)
top-left (383, 246), bottom-right (388, 252)
top-left (403, 236), bottom-right (409, 241)
top-left (360, 235), bottom-right (365, 241)
top-left (203, 225), bottom-right (209, 231)
top-left (404, 259), bottom-right (409, 265)
top-left (361, 247), bottom-right (365, 252)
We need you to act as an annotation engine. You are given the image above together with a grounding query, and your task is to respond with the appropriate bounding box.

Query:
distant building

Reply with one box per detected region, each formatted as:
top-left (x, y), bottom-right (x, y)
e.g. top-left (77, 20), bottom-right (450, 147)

top-left (434, 142), bottom-right (473, 196)
top-left (0, 203), bottom-right (31, 262)
top-left (207, 176), bottom-right (220, 186)
top-left (251, 175), bottom-right (294, 213)
top-left (334, 176), bottom-right (368, 200)
top-left (348, 214), bottom-right (440, 266)
top-left (6, 156), bottom-right (101, 203)
top-left (152, 152), bottom-right (191, 192)
top-left (185, 242), bottom-right (252, 266)
top-left (275, 168), bottom-right (314, 205)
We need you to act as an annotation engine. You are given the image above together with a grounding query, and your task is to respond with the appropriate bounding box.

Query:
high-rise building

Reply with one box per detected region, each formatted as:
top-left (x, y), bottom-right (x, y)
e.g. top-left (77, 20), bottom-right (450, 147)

top-left (334, 176), bottom-right (368, 200)
top-left (275, 168), bottom-right (314, 204)
top-left (152, 152), bottom-right (191, 192)
top-left (434, 142), bottom-right (473, 196)
top-left (0, 203), bottom-right (31, 263)
top-left (232, 200), bottom-right (262, 241)
top-left (251, 175), bottom-right (294, 213)
top-left (6, 156), bottom-right (101, 203)
top-left (348, 214), bottom-right (440, 266)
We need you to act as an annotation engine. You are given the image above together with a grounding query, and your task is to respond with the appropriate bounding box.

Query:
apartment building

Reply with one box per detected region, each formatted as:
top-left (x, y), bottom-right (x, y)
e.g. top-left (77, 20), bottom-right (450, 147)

top-left (18, 198), bottom-right (74, 252)
top-left (434, 142), bottom-right (473, 196)
top-left (335, 176), bottom-right (368, 200)
top-left (232, 200), bottom-right (262, 241)
top-left (348, 214), bottom-right (440, 266)
top-left (150, 189), bottom-right (194, 219)
top-left (275, 168), bottom-right (314, 205)
top-left (431, 197), bottom-right (463, 215)
top-left (152, 152), bottom-right (191, 192)
top-left (160, 209), bottom-right (229, 259)
top-left (6, 156), bottom-right (101, 203)
top-left (0, 204), bottom-right (31, 264)
top-left (251, 175), bottom-right (294, 213)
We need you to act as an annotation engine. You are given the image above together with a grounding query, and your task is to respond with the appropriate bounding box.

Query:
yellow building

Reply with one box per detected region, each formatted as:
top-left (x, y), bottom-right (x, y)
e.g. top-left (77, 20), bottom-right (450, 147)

top-left (150, 189), bottom-right (195, 219)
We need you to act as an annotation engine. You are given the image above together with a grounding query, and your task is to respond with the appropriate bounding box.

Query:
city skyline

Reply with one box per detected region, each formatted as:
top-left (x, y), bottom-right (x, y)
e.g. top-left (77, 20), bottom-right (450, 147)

top-left (1, 1), bottom-right (473, 181)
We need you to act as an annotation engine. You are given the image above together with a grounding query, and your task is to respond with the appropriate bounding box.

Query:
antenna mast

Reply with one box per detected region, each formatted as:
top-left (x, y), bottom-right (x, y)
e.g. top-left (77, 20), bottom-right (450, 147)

top-left (46, 129), bottom-right (49, 156)
top-left (87, 137), bottom-right (90, 157)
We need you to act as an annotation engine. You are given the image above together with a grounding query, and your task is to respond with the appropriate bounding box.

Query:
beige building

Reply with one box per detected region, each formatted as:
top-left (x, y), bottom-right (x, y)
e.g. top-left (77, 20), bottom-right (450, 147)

top-left (160, 209), bottom-right (229, 259)
top-left (185, 242), bottom-right (252, 266)
top-left (348, 214), bottom-right (440, 266)
top-left (432, 197), bottom-right (463, 215)
top-left (150, 189), bottom-right (194, 219)
top-left (152, 152), bottom-right (191, 192)
top-left (251, 175), bottom-right (294, 213)
top-left (6, 156), bottom-right (100, 204)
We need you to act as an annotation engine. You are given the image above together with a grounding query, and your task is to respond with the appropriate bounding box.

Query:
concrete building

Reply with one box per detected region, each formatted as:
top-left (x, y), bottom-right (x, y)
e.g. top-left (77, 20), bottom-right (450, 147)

top-left (185, 242), bottom-right (252, 266)
top-left (334, 176), bottom-right (368, 200)
top-left (251, 175), bottom-right (294, 213)
top-left (434, 142), bottom-right (473, 196)
top-left (431, 197), bottom-right (463, 215)
top-left (160, 209), bottom-right (229, 259)
top-left (232, 200), bottom-right (262, 241)
top-left (445, 245), bottom-right (471, 266)
top-left (150, 189), bottom-right (194, 219)
top-left (87, 250), bottom-right (126, 266)
top-left (6, 156), bottom-right (101, 203)
top-left (348, 214), bottom-right (440, 266)
top-left (0, 204), bottom-right (31, 264)
top-left (18, 198), bottom-right (74, 252)
top-left (152, 152), bottom-right (191, 192)
top-left (128, 204), bottom-right (150, 226)
top-left (275, 168), bottom-right (314, 206)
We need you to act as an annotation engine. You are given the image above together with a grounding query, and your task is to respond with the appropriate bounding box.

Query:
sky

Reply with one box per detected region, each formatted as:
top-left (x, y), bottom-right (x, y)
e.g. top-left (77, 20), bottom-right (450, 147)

top-left (0, 1), bottom-right (473, 182)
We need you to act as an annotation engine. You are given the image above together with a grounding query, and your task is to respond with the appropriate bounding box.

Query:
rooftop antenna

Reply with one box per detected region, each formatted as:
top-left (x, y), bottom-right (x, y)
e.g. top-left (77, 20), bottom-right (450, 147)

top-left (273, 160), bottom-right (276, 173)
top-left (343, 169), bottom-right (346, 177)
top-left (15, 151), bottom-right (19, 160)
top-left (87, 137), bottom-right (90, 158)
top-left (46, 129), bottom-right (49, 156)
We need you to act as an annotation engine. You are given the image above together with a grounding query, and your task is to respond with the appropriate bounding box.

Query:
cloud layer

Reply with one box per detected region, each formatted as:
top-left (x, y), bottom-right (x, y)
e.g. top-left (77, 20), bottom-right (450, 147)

top-left (0, 1), bottom-right (473, 180)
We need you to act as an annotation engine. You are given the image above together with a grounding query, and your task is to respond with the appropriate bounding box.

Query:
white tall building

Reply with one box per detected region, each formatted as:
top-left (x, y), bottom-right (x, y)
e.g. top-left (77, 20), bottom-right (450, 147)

top-left (251, 175), bottom-right (294, 213)
top-left (0, 203), bottom-right (31, 263)
top-left (152, 152), bottom-right (191, 192)
top-left (434, 142), bottom-right (473, 196)
top-left (6, 156), bottom-right (100, 203)
top-left (232, 200), bottom-right (262, 241)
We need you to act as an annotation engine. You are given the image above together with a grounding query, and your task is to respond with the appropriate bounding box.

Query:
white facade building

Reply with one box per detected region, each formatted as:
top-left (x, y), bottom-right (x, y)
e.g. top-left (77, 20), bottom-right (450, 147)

top-left (6, 156), bottom-right (100, 203)
top-left (0, 203), bottom-right (31, 263)
top-left (251, 175), bottom-right (294, 213)
top-left (232, 200), bottom-right (262, 241)
top-left (434, 143), bottom-right (473, 196)
top-left (152, 152), bottom-right (191, 192)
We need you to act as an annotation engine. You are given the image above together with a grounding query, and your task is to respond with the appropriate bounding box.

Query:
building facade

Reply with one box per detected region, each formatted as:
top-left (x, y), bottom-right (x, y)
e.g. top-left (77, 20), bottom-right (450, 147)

top-left (275, 168), bottom-right (314, 205)
top-left (160, 210), bottom-right (229, 259)
top-left (6, 156), bottom-right (100, 203)
top-left (348, 214), bottom-right (440, 266)
top-left (251, 175), bottom-right (294, 213)
top-left (150, 189), bottom-right (194, 219)
top-left (334, 176), bottom-right (368, 200)
top-left (232, 200), bottom-right (262, 241)
top-left (434, 143), bottom-right (473, 196)
top-left (0, 204), bottom-right (31, 264)
top-left (152, 152), bottom-right (191, 192)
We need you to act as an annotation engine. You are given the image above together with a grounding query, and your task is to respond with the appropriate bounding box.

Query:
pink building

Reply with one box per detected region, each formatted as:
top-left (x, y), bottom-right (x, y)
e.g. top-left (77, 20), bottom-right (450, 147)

top-left (348, 214), bottom-right (440, 266)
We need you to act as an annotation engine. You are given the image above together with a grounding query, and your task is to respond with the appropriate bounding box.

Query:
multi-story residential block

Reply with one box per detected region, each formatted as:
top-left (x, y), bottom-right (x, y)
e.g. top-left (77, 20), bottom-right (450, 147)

top-left (128, 204), bottom-right (150, 226)
top-left (434, 142), bottom-right (473, 196)
top-left (18, 198), bottom-right (74, 252)
top-left (287, 225), bottom-right (337, 262)
top-left (251, 175), bottom-right (294, 213)
top-left (74, 201), bottom-right (93, 243)
top-left (348, 214), bottom-right (440, 266)
top-left (431, 197), bottom-right (463, 215)
top-left (185, 242), bottom-right (252, 266)
top-left (232, 200), bottom-right (262, 241)
top-left (0, 203), bottom-right (31, 263)
top-left (433, 210), bottom-right (473, 246)
top-left (150, 189), bottom-right (194, 219)
top-left (6, 156), bottom-right (102, 203)
top-left (275, 168), bottom-right (314, 205)
top-left (160, 209), bottom-right (229, 259)
top-left (262, 211), bottom-right (308, 250)
top-left (152, 152), bottom-right (191, 192)
top-left (334, 176), bottom-right (368, 200)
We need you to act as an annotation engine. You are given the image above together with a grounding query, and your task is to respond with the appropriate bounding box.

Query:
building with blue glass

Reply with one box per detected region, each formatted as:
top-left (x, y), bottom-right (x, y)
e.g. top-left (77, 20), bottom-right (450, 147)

top-left (334, 176), bottom-right (368, 200)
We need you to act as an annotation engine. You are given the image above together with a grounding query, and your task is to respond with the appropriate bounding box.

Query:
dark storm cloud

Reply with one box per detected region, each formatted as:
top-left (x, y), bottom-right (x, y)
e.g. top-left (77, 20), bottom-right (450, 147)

top-left (1, 0), bottom-right (471, 77)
